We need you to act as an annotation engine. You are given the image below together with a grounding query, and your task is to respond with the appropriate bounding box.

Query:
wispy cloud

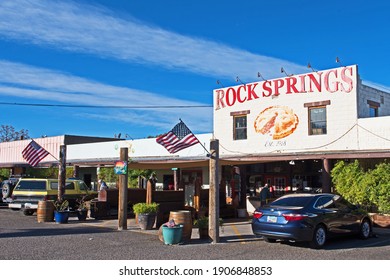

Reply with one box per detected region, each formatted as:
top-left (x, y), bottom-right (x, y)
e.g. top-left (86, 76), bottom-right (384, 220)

top-left (0, 60), bottom-right (212, 131)
top-left (0, 0), bottom-right (388, 136)
top-left (0, 0), bottom-right (307, 80)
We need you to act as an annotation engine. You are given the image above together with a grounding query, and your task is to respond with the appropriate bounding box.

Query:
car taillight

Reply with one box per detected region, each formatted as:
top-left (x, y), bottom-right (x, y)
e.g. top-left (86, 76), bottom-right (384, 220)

top-left (253, 211), bottom-right (263, 219)
top-left (282, 213), bottom-right (308, 221)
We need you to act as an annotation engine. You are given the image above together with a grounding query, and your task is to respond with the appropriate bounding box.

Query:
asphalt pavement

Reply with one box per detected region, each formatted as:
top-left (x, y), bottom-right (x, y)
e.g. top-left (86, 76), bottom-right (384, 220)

top-left (76, 214), bottom-right (390, 244)
top-left (89, 216), bottom-right (262, 243)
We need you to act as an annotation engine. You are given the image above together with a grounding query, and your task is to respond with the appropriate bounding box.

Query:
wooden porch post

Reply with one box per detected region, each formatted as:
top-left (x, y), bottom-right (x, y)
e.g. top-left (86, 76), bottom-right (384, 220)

top-left (57, 145), bottom-right (66, 202)
top-left (118, 148), bottom-right (128, 230)
top-left (322, 158), bottom-right (332, 193)
top-left (209, 139), bottom-right (220, 243)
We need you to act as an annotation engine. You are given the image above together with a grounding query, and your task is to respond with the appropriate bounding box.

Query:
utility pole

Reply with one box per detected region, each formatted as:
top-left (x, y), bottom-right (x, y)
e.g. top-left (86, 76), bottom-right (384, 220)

top-left (209, 139), bottom-right (220, 243)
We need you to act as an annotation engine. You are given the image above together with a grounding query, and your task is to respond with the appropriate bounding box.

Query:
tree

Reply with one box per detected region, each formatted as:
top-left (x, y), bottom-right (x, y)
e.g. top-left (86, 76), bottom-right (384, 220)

top-left (0, 125), bottom-right (29, 142)
top-left (332, 160), bottom-right (390, 214)
top-left (98, 167), bottom-right (154, 188)
top-left (331, 160), bottom-right (369, 207)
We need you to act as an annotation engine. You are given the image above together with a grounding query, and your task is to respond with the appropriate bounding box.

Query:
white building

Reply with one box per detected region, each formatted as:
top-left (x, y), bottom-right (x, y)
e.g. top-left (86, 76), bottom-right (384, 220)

top-left (213, 65), bottom-right (390, 196)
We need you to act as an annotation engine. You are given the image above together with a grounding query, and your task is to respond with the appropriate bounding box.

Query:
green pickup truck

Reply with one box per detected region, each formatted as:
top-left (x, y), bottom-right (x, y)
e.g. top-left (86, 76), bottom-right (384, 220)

top-left (9, 178), bottom-right (98, 215)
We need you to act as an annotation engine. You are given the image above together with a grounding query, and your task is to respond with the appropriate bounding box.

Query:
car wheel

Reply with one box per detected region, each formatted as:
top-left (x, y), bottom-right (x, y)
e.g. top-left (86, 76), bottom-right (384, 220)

top-left (2, 182), bottom-right (13, 198)
top-left (359, 219), bottom-right (371, 239)
top-left (310, 225), bottom-right (326, 249)
top-left (23, 209), bottom-right (34, 216)
top-left (263, 237), bottom-right (277, 243)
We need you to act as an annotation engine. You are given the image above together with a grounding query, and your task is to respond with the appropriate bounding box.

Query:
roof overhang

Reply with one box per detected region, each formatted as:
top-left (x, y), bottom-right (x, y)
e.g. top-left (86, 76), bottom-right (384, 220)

top-left (2, 149), bottom-right (388, 169)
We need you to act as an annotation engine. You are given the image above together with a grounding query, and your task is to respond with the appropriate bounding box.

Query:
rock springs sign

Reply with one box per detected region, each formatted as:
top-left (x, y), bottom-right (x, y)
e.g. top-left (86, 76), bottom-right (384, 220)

top-left (214, 66), bottom-right (355, 110)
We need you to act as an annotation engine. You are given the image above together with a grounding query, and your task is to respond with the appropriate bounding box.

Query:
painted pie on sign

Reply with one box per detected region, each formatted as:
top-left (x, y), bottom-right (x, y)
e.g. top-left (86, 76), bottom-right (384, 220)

top-left (254, 105), bottom-right (299, 139)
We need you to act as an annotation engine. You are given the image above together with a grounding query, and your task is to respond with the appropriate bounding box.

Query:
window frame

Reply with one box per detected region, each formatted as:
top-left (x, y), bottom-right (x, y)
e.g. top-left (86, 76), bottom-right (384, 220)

top-left (230, 110), bottom-right (250, 141)
top-left (304, 100), bottom-right (330, 136)
top-left (367, 100), bottom-right (380, 117)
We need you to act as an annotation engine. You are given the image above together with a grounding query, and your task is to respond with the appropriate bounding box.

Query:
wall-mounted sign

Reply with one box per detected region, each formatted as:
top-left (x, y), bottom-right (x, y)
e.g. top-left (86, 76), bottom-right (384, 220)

top-left (114, 161), bottom-right (127, 175)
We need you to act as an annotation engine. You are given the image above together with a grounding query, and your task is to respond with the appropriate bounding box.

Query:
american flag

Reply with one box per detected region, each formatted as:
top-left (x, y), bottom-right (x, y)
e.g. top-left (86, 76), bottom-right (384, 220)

top-left (22, 140), bottom-right (50, 167)
top-left (156, 120), bottom-right (200, 154)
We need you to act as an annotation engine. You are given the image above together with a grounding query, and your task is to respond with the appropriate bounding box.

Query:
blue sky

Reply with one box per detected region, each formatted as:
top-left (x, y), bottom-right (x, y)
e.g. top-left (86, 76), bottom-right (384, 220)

top-left (0, 0), bottom-right (389, 139)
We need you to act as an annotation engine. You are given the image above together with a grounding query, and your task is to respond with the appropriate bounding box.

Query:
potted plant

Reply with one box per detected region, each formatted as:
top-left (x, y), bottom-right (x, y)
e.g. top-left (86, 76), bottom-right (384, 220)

top-left (161, 219), bottom-right (183, 245)
top-left (53, 200), bottom-right (70, 224)
top-left (132, 202), bottom-right (159, 230)
top-left (194, 217), bottom-right (224, 239)
top-left (75, 196), bottom-right (89, 221)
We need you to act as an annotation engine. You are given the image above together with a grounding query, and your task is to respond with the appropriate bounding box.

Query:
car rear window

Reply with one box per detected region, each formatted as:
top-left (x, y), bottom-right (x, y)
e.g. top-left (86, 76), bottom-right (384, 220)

top-left (15, 180), bottom-right (46, 191)
top-left (270, 196), bottom-right (312, 207)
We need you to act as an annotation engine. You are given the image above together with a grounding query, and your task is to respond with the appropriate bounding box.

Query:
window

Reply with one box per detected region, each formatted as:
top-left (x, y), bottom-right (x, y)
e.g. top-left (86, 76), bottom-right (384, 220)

top-left (309, 107), bottom-right (327, 135)
top-left (234, 115), bottom-right (247, 140)
top-left (304, 101), bottom-right (330, 136)
top-left (50, 182), bottom-right (75, 190)
top-left (16, 180), bottom-right (46, 191)
top-left (368, 100), bottom-right (380, 117)
top-left (230, 110), bottom-right (250, 140)
top-left (369, 106), bottom-right (378, 117)
top-left (314, 196), bottom-right (335, 209)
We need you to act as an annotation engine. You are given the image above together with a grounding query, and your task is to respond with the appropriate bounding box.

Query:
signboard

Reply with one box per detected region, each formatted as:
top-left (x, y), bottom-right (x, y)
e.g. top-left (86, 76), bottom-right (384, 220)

top-left (213, 65), bottom-right (359, 155)
top-left (114, 160), bottom-right (127, 175)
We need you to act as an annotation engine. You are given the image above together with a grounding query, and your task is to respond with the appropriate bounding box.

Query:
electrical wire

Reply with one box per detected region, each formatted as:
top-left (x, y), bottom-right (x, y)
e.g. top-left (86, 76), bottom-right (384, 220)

top-left (218, 122), bottom-right (390, 156)
top-left (0, 101), bottom-right (212, 109)
top-left (357, 124), bottom-right (390, 142)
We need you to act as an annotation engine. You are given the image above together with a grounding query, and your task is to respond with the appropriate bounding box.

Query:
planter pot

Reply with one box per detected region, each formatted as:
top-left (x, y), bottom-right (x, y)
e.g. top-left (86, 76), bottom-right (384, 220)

top-left (76, 209), bottom-right (88, 221)
top-left (372, 214), bottom-right (390, 228)
top-left (54, 211), bottom-right (70, 224)
top-left (198, 227), bottom-right (209, 239)
top-left (137, 213), bottom-right (156, 230)
top-left (237, 208), bottom-right (248, 218)
top-left (169, 210), bottom-right (192, 241)
top-left (162, 224), bottom-right (183, 245)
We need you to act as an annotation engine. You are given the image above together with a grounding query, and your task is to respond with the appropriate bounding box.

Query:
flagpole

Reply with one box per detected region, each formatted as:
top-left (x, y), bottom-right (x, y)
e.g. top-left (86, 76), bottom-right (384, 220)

top-left (179, 119), bottom-right (211, 156)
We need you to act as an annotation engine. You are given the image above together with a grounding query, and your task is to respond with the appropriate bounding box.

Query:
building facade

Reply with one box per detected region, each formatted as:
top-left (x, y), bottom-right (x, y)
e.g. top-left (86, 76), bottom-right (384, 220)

top-left (213, 65), bottom-right (390, 199)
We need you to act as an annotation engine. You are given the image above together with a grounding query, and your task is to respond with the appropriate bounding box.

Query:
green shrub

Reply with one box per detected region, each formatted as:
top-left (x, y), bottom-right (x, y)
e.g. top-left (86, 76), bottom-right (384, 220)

top-left (194, 217), bottom-right (223, 229)
top-left (132, 202), bottom-right (159, 214)
top-left (332, 160), bottom-right (390, 214)
top-left (368, 162), bottom-right (390, 214)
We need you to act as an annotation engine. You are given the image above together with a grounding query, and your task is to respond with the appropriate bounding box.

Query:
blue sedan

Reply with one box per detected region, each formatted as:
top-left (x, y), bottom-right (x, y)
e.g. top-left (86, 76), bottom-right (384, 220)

top-left (251, 193), bottom-right (372, 248)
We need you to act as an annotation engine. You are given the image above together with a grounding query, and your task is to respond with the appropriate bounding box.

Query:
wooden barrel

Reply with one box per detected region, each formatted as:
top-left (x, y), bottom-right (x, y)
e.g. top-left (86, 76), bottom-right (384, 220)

top-left (169, 210), bottom-right (192, 241)
top-left (37, 201), bottom-right (54, 223)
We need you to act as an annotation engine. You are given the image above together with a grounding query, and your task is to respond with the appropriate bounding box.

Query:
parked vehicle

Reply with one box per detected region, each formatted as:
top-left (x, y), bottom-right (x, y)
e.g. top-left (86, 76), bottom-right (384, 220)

top-left (9, 178), bottom-right (97, 215)
top-left (251, 193), bottom-right (372, 249)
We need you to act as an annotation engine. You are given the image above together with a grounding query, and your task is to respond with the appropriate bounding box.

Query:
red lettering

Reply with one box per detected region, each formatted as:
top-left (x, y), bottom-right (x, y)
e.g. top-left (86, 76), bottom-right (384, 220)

top-left (340, 66), bottom-right (353, 92)
top-left (226, 88), bottom-right (237, 106)
top-left (286, 77), bottom-right (299, 94)
top-left (262, 81), bottom-right (272, 97)
top-left (247, 83), bottom-right (259, 101)
top-left (298, 75), bottom-right (307, 93)
top-left (307, 72), bottom-right (322, 92)
top-left (236, 85), bottom-right (247, 103)
top-left (324, 69), bottom-right (338, 93)
top-left (215, 89), bottom-right (225, 110)
top-left (274, 79), bottom-right (284, 96)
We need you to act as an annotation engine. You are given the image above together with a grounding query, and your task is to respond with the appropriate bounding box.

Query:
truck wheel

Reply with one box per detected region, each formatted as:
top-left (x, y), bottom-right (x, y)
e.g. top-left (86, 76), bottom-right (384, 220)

top-left (2, 182), bottom-right (13, 198)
